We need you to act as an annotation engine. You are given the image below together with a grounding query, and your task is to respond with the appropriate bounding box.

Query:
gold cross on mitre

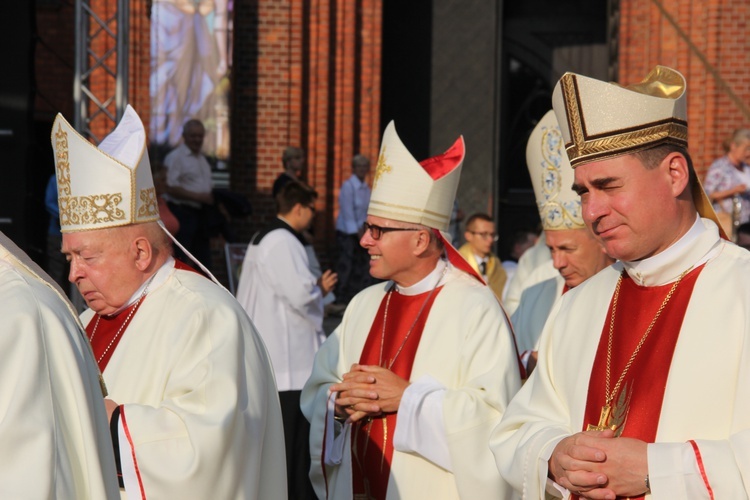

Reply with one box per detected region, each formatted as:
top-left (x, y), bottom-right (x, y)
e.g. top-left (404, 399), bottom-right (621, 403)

top-left (373, 147), bottom-right (392, 188)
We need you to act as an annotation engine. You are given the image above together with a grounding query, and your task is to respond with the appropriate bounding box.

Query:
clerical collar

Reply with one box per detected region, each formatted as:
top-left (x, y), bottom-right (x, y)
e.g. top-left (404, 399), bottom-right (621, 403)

top-left (622, 216), bottom-right (720, 286)
top-left (391, 259), bottom-right (448, 296)
top-left (108, 257), bottom-right (175, 316)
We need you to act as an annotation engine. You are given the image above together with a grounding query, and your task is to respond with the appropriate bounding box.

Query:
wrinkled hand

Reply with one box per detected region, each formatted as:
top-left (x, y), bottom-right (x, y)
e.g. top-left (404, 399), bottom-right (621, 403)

top-left (318, 270), bottom-right (338, 296)
top-left (549, 430), bottom-right (648, 499)
top-left (330, 364), bottom-right (410, 423)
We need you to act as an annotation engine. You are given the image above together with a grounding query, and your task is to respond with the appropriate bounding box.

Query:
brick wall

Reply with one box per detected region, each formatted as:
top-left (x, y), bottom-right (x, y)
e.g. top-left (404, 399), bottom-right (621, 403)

top-left (232, 0), bottom-right (382, 265)
top-left (34, 2), bottom-right (76, 121)
top-left (619, 0), bottom-right (750, 178)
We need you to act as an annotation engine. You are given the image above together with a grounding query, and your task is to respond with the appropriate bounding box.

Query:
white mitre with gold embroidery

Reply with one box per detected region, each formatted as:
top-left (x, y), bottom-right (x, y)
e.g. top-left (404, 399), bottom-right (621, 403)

top-left (552, 65), bottom-right (725, 238)
top-left (551, 65), bottom-right (688, 167)
top-left (368, 121), bottom-right (463, 231)
top-left (51, 105), bottom-right (159, 232)
top-left (526, 110), bottom-right (585, 231)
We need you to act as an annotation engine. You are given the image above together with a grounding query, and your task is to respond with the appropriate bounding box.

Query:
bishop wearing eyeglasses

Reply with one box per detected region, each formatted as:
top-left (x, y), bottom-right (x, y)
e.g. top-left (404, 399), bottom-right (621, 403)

top-left (301, 121), bottom-right (522, 499)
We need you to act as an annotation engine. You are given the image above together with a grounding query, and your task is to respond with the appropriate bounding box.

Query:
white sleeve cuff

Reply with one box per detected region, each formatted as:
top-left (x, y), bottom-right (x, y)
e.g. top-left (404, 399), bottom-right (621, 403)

top-left (393, 375), bottom-right (452, 471)
top-left (647, 442), bottom-right (706, 498)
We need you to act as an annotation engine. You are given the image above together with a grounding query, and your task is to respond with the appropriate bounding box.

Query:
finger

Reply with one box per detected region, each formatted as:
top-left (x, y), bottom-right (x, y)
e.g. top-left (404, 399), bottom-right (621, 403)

top-left (565, 443), bottom-right (607, 463)
top-left (347, 410), bottom-right (374, 423)
top-left (335, 389), bottom-right (379, 401)
top-left (577, 487), bottom-right (616, 500)
top-left (557, 470), bottom-right (608, 492)
top-left (339, 372), bottom-right (376, 383)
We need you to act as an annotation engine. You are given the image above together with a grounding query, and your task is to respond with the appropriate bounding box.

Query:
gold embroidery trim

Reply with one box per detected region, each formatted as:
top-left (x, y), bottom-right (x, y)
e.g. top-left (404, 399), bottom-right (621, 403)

top-left (560, 74), bottom-right (688, 167)
top-left (138, 188), bottom-right (159, 218)
top-left (538, 126), bottom-right (585, 230)
top-left (54, 124), bottom-right (127, 226)
top-left (373, 146), bottom-right (392, 188)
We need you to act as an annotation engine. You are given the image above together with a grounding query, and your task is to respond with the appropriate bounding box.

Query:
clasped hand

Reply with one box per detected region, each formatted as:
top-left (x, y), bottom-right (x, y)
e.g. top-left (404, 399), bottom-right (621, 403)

top-left (548, 429), bottom-right (648, 499)
top-left (330, 364), bottom-right (409, 423)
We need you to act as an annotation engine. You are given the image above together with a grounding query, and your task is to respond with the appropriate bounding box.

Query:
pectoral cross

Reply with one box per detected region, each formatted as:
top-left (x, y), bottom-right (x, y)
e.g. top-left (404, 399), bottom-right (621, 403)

top-left (586, 405), bottom-right (617, 432)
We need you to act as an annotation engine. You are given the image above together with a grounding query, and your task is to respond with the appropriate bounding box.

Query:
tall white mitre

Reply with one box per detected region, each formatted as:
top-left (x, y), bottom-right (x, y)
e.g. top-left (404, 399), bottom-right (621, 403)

top-left (526, 110), bottom-right (585, 232)
top-left (51, 105), bottom-right (160, 232)
top-left (368, 121), bottom-right (463, 231)
top-left (551, 65), bottom-right (723, 233)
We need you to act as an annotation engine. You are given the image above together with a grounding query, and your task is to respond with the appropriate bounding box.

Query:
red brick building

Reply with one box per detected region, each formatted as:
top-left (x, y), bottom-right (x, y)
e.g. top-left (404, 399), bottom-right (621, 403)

top-left (20, 0), bottom-right (750, 267)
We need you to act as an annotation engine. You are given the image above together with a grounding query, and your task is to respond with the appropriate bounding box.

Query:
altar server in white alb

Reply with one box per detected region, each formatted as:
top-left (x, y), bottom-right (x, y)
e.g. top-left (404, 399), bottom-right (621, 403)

top-left (0, 232), bottom-right (119, 498)
top-left (511, 110), bottom-right (612, 359)
top-left (52, 105), bottom-right (286, 499)
top-left (236, 181), bottom-right (336, 500)
top-left (301, 121), bottom-right (522, 499)
top-left (491, 66), bottom-right (750, 499)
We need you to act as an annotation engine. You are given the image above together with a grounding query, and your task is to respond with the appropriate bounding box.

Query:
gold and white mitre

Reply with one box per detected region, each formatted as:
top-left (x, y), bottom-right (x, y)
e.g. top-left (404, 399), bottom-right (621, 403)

top-left (51, 105), bottom-right (159, 232)
top-left (551, 65), bottom-right (724, 236)
top-left (368, 121), bottom-right (463, 231)
top-left (526, 110), bottom-right (585, 231)
top-left (551, 65), bottom-right (687, 167)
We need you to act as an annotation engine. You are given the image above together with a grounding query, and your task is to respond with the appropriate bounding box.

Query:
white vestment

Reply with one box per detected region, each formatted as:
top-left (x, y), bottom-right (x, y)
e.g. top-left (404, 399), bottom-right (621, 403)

top-left (510, 262), bottom-right (564, 354)
top-left (236, 222), bottom-right (325, 391)
top-left (503, 234), bottom-right (553, 315)
top-left (302, 263), bottom-right (521, 499)
top-left (81, 262), bottom-right (287, 499)
top-left (0, 235), bottom-right (119, 499)
top-left (491, 218), bottom-right (750, 499)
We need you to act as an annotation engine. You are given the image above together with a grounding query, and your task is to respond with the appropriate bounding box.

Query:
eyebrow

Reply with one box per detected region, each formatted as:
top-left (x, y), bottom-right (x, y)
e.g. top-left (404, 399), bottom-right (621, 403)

top-left (571, 176), bottom-right (620, 195)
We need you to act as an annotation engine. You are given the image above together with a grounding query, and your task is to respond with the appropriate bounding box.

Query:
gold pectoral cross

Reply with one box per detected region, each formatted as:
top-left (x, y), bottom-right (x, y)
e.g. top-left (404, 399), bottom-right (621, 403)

top-left (586, 405), bottom-right (618, 432)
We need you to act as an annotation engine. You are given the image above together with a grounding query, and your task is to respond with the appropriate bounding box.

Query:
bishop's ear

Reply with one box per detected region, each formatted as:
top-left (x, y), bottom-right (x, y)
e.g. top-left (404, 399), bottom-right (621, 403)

top-left (133, 236), bottom-right (154, 271)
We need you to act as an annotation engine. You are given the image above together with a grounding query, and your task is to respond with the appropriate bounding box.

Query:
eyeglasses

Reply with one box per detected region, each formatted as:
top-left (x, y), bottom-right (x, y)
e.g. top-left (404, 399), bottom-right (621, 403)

top-left (363, 222), bottom-right (420, 241)
top-left (306, 204), bottom-right (316, 213)
top-left (468, 231), bottom-right (499, 242)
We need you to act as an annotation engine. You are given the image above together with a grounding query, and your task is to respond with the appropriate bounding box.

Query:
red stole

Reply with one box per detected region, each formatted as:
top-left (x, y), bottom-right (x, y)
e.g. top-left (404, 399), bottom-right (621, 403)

top-left (351, 286), bottom-right (443, 500)
top-left (86, 299), bottom-right (147, 373)
top-left (576, 265), bottom-right (704, 500)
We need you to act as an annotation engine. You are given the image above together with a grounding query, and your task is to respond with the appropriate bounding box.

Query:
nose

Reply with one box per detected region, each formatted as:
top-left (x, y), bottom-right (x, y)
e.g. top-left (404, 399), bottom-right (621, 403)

top-left (360, 228), bottom-right (374, 248)
top-left (552, 251), bottom-right (566, 271)
top-left (582, 191), bottom-right (607, 226)
top-left (68, 258), bottom-right (83, 284)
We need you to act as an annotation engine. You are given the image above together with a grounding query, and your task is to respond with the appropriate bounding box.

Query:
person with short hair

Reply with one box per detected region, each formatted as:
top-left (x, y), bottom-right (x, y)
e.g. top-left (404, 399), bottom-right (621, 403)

top-left (302, 122), bottom-right (521, 499)
top-left (164, 118), bottom-right (214, 266)
top-left (512, 110), bottom-right (614, 359)
top-left (458, 212), bottom-right (507, 300)
top-left (236, 181), bottom-right (337, 500)
top-left (492, 66), bottom-right (750, 499)
top-left (53, 106), bottom-right (287, 499)
top-left (273, 146), bottom-right (306, 198)
top-left (335, 154), bottom-right (373, 306)
top-left (704, 128), bottom-right (750, 225)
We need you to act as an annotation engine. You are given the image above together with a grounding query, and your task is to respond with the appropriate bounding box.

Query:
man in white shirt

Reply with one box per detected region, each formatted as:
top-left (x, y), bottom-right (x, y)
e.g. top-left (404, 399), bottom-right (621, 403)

top-left (236, 181), bottom-right (337, 500)
top-left (164, 119), bottom-right (214, 266)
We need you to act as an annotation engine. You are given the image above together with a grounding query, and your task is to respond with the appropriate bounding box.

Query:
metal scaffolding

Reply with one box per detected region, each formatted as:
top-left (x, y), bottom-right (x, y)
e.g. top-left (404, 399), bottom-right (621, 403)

top-left (74, 0), bottom-right (128, 143)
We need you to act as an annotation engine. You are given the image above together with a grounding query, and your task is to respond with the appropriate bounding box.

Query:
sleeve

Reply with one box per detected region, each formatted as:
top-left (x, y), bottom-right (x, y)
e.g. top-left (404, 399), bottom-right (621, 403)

top-left (115, 300), bottom-right (281, 499)
top-left (393, 375), bottom-right (452, 470)
top-left (262, 234), bottom-right (324, 325)
top-left (702, 162), bottom-right (724, 195)
top-left (301, 321), bottom-right (347, 499)
top-left (441, 295), bottom-right (523, 498)
top-left (489, 297), bottom-right (576, 499)
top-left (0, 291), bottom-right (58, 498)
top-left (338, 180), bottom-right (359, 234)
top-left (164, 152), bottom-right (182, 187)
